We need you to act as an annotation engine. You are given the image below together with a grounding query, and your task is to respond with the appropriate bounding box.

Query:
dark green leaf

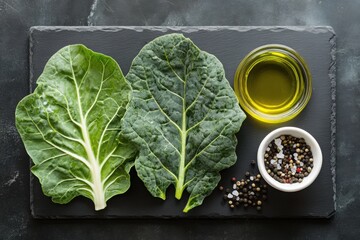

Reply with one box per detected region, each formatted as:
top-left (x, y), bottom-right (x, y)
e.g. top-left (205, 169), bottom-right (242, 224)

top-left (122, 34), bottom-right (246, 212)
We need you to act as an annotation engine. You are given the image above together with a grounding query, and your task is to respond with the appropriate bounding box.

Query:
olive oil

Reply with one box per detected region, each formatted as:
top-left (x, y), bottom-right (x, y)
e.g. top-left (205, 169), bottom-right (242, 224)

top-left (234, 45), bottom-right (312, 123)
top-left (246, 59), bottom-right (300, 114)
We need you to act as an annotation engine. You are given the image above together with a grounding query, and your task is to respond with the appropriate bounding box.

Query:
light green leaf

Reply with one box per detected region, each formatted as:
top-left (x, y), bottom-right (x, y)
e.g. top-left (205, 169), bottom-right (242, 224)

top-left (16, 45), bottom-right (136, 210)
top-left (122, 34), bottom-right (246, 212)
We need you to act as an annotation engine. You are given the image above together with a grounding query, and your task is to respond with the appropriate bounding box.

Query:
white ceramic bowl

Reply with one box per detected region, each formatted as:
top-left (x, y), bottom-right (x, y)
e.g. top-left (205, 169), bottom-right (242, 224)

top-left (257, 127), bottom-right (322, 192)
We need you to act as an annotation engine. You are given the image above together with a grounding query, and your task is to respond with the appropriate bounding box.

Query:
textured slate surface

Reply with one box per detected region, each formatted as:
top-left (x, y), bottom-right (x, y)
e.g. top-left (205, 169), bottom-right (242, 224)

top-left (29, 26), bottom-right (335, 218)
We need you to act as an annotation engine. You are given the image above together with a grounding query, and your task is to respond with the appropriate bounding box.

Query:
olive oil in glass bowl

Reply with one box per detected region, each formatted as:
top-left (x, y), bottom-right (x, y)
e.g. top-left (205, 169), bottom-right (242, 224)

top-left (234, 44), bottom-right (312, 123)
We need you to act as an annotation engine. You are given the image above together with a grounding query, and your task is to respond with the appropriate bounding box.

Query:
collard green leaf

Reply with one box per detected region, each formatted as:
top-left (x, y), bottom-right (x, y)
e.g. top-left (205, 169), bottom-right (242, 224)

top-left (122, 34), bottom-right (246, 212)
top-left (15, 45), bottom-right (136, 210)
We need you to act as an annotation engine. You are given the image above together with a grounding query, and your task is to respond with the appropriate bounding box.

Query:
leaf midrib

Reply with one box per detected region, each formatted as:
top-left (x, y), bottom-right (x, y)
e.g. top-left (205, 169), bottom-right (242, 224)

top-left (162, 45), bottom-right (187, 199)
top-left (68, 46), bottom-right (105, 208)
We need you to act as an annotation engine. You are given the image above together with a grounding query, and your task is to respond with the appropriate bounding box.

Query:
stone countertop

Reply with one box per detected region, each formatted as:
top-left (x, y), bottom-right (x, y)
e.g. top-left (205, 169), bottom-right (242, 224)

top-left (0, 0), bottom-right (359, 239)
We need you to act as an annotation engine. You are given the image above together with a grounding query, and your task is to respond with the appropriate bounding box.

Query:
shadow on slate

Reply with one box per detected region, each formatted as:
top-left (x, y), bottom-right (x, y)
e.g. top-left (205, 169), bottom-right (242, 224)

top-left (28, 26), bottom-right (336, 219)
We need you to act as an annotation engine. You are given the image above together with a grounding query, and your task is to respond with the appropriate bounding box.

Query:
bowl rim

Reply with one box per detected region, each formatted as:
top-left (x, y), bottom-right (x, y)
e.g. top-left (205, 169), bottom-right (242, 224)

top-left (234, 44), bottom-right (312, 124)
top-left (257, 126), bottom-right (323, 192)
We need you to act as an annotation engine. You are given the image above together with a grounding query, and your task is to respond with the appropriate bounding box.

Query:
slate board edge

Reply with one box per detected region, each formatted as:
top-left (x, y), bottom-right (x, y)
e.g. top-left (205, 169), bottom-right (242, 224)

top-left (28, 26), bottom-right (336, 219)
top-left (31, 213), bottom-right (334, 220)
top-left (29, 25), bottom-right (336, 35)
top-left (329, 29), bottom-right (337, 216)
top-left (29, 27), bottom-right (36, 218)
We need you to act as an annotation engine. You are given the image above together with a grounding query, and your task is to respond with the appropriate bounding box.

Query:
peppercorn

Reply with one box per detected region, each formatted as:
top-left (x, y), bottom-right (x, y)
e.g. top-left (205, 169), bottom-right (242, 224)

top-left (251, 160), bottom-right (256, 166)
top-left (219, 167), bottom-right (268, 211)
top-left (264, 134), bottom-right (314, 184)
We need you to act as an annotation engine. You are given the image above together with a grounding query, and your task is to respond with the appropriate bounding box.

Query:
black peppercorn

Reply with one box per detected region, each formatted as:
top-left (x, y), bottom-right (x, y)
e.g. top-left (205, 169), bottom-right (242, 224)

top-left (264, 135), bottom-right (313, 184)
top-left (219, 167), bottom-right (268, 211)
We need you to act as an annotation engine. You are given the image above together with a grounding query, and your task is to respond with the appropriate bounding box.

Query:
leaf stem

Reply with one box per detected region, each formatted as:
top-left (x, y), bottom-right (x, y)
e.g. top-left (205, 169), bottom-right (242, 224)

top-left (68, 46), bottom-right (106, 210)
top-left (175, 65), bottom-right (187, 199)
top-left (175, 118), bottom-right (186, 199)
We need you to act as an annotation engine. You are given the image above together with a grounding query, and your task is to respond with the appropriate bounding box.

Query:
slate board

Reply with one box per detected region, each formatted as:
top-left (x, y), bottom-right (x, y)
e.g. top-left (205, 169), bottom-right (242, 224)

top-left (29, 26), bottom-right (336, 218)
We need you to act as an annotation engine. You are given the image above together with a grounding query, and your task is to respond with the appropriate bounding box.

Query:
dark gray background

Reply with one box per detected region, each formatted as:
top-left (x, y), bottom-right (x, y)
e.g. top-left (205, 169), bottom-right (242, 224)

top-left (0, 0), bottom-right (359, 239)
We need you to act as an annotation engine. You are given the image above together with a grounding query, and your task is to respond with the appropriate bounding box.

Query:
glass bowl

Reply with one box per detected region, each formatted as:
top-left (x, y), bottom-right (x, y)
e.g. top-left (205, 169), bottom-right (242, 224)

top-left (234, 44), bottom-right (312, 124)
